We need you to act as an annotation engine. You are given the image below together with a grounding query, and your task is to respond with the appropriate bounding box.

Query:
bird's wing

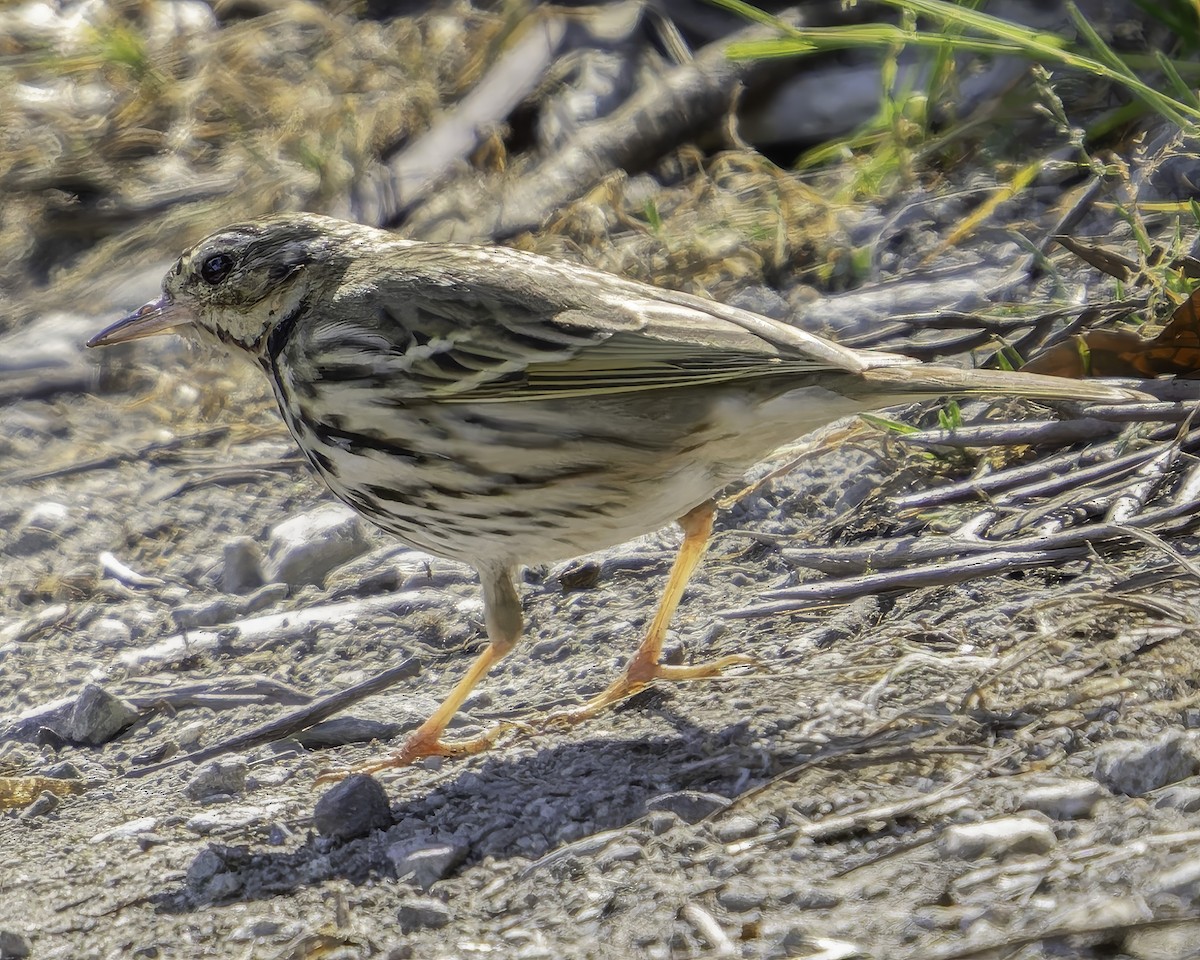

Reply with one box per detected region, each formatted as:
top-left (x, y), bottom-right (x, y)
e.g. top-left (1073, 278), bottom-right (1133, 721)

top-left (305, 245), bottom-right (908, 404)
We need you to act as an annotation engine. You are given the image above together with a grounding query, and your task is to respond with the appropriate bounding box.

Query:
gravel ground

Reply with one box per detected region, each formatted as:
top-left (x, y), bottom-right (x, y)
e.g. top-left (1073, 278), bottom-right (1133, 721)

top-left (4, 310), bottom-right (1200, 959)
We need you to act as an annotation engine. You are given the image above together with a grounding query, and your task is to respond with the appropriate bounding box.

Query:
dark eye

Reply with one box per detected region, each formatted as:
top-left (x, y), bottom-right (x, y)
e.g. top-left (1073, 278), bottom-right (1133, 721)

top-left (200, 253), bottom-right (234, 285)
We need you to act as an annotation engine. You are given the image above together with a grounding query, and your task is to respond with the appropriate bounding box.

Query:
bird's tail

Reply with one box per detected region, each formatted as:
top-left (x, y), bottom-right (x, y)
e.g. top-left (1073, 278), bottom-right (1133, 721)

top-left (858, 361), bottom-right (1152, 404)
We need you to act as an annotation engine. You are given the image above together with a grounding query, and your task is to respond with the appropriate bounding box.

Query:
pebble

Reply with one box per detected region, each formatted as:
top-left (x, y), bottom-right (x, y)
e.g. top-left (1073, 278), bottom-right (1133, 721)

top-left (0, 930), bottom-right (31, 959)
top-left (396, 896), bottom-right (453, 931)
top-left (185, 804), bottom-right (275, 836)
top-left (938, 816), bottom-right (1056, 860)
top-left (714, 815), bottom-right (761, 843)
top-left (185, 758), bottom-right (248, 801)
top-left (1094, 732), bottom-right (1200, 797)
top-left (185, 847), bottom-right (244, 900)
top-left (1153, 783), bottom-right (1200, 813)
top-left (646, 790), bottom-right (730, 824)
top-left (265, 504), bottom-right (372, 588)
top-left (222, 537), bottom-right (265, 594)
top-left (387, 839), bottom-right (468, 890)
top-left (1018, 780), bottom-right (1104, 819)
top-left (83, 623), bottom-right (132, 658)
top-left (10, 501), bottom-right (72, 554)
top-left (1123, 918), bottom-right (1200, 960)
top-left (717, 882), bottom-right (767, 912)
top-left (65, 683), bottom-right (138, 745)
top-left (90, 817), bottom-right (158, 843)
top-left (20, 790), bottom-right (59, 819)
top-left (1153, 859), bottom-right (1200, 899)
top-left (313, 774), bottom-right (393, 840)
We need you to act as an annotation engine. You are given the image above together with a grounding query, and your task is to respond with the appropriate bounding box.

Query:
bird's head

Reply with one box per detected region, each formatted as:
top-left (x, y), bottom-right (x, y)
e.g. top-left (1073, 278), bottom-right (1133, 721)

top-left (87, 213), bottom-right (368, 359)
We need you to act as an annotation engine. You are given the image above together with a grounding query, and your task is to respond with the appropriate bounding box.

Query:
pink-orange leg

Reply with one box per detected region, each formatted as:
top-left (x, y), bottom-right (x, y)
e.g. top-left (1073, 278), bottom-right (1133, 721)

top-left (548, 500), bottom-right (754, 724)
top-left (317, 566), bottom-right (524, 782)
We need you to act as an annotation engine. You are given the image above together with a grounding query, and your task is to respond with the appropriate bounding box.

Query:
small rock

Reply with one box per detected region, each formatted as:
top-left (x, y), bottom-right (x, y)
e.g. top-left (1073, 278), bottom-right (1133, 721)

top-left (1095, 732), bottom-right (1200, 797)
top-left (89, 618), bottom-right (132, 649)
top-left (938, 816), bottom-right (1056, 860)
top-left (222, 537), bottom-right (265, 595)
top-left (714, 815), bottom-right (761, 843)
top-left (1154, 859), bottom-right (1200, 899)
top-left (1154, 783), bottom-right (1200, 813)
top-left (185, 759), bottom-right (248, 801)
top-left (646, 790), bottom-right (730, 824)
top-left (265, 504), bottom-right (372, 588)
top-left (20, 790), bottom-right (59, 819)
top-left (396, 897), bottom-right (452, 931)
top-left (176, 721), bottom-right (208, 751)
top-left (185, 846), bottom-right (244, 900)
top-left (1123, 918), bottom-right (1200, 959)
top-left (313, 775), bottom-right (392, 840)
top-left (65, 684), bottom-right (138, 745)
top-left (229, 917), bottom-right (282, 942)
top-left (387, 839), bottom-right (468, 890)
top-left (91, 817), bottom-right (158, 843)
top-left (0, 930), bottom-right (32, 959)
top-left (1019, 780), bottom-right (1104, 819)
top-left (10, 501), bottom-right (72, 554)
top-left (717, 882), bottom-right (766, 912)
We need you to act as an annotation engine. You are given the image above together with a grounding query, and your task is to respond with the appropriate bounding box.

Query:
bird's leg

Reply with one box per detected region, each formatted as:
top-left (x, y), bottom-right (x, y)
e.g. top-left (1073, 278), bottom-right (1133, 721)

top-left (318, 566), bottom-right (523, 780)
top-left (549, 500), bottom-right (754, 724)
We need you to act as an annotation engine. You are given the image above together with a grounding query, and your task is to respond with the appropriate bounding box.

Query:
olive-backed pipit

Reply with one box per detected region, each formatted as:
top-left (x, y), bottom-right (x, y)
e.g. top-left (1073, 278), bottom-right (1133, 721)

top-left (88, 213), bottom-right (1146, 774)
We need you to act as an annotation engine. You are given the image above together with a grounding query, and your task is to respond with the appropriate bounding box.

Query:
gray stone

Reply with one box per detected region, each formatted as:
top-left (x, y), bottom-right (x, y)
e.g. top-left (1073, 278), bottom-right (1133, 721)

top-left (387, 839), bottom-right (468, 890)
top-left (1095, 732), bottom-right (1200, 797)
top-left (65, 683), bottom-right (138, 745)
top-left (265, 504), bottom-right (372, 588)
top-left (717, 882), bottom-right (767, 912)
top-left (10, 501), bottom-right (72, 554)
top-left (1156, 783), bottom-right (1200, 812)
top-left (313, 774), bottom-right (392, 840)
top-left (20, 790), bottom-right (60, 819)
top-left (222, 537), bottom-right (265, 594)
top-left (714, 815), bottom-right (760, 843)
top-left (645, 790), bottom-right (730, 824)
top-left (396, 897), bottom-right (452, 930)
top-left (938, 816), bottom-right (1056, 860)
top-left (0, 930), bottom-right (31, 959)
top-left (1018, 780), bottom-right (1104, 819)
top-left (185, 758), bottom-right (248, 801)
top-left (89, 617), bottom-right (132, 649)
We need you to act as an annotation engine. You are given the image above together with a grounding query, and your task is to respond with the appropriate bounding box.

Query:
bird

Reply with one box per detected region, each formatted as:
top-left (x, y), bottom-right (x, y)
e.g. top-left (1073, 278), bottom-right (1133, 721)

top-left (87, 212), bottom-right (1148, 775)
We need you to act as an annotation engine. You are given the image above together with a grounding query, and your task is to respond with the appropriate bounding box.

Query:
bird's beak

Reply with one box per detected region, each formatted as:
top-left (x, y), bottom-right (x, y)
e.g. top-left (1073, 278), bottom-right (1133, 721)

top-left (86, 296), bottom-right (196, 348)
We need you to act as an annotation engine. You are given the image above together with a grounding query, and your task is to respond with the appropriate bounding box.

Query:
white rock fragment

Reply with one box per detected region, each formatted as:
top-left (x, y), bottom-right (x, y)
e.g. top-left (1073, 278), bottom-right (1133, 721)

top-left (387, 839), bottom-right (468, 891)
top-left (938, 816), bottom-right (1056, 860)
top-left (11, 501), bottom-right (72, 554)
top-left (1018, 780), bottom-right (1105, 820)
top-left (265, 504), bottom-right (372, 588)
top-left (91, 817), bottom-right (159, 843)
top-left (1154, 859), bottom-right (1200, 899)
top-left (89, 618), bottom-right (132, 650)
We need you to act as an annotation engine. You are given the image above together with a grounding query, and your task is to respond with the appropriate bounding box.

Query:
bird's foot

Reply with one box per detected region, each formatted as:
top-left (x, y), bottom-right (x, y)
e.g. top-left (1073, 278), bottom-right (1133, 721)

top-left (315, 720), bottom-right (525, 783)
top-left (542, 653), bottom-right (759, 727)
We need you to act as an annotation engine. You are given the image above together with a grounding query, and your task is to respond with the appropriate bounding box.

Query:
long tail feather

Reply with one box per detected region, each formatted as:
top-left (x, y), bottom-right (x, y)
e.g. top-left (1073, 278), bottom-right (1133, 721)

top-left (859, 362), bottom-right (1152, 403)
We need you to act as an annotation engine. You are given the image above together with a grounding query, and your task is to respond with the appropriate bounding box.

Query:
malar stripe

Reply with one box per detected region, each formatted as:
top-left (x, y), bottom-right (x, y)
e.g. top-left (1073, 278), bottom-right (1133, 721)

top-left (266, 296), bottom-right (309, 361)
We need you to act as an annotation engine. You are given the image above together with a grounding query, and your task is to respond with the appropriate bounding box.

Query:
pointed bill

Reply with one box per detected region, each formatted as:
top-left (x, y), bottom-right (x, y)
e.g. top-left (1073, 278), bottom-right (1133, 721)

top-left (86, 296), bottom-right (196, 348)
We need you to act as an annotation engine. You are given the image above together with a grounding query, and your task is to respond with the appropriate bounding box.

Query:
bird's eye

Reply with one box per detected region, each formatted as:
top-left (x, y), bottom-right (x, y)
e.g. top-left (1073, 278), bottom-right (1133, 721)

top-left (200, 253), bottom-right (234, 285)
